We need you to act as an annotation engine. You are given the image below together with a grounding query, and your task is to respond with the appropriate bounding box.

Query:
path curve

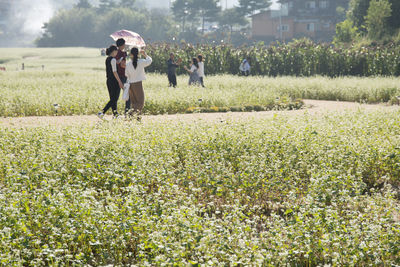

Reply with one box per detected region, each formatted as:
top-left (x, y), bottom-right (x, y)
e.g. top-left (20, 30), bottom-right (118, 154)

top-left (0, 100), bottom-right (398, 128)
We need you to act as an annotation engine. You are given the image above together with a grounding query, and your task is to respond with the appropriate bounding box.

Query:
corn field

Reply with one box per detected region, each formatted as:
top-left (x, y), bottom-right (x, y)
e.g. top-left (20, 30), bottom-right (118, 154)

top-left (146, 40), bottom-right (400, 77)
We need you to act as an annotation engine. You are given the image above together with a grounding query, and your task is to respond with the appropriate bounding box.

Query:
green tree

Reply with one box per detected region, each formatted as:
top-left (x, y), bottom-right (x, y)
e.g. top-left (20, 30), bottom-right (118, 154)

top-left (171, 0), bottom-right (193, 33)
top-left (191, 0), bottom-right (221, 34)
top-left (36, 8), bottom-right (98, 47)
top-left (237, 0), bottom-right (271, 16)
top-left (145, 8), bottom-right (176, 42)
top-left (218, 8), bottom-right (248, 37)
top-left (75, 0), bottom-right (92, 9)
top-left (334, 19), bottom-right (359, 43)
top-left (347, 0), bottom-right (370, 30)
top-left (95, 8), bottom-right (149, 45)
top-left (365, 0), bottom-right (392, 40)
top-left (387, 0), bottom-right (400, 30)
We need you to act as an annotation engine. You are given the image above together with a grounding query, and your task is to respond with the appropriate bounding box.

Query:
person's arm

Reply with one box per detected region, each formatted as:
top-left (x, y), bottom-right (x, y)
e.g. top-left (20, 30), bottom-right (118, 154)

top-left (111, 58), bottom-right (123, 88)
top-left (173, 60), bottom-right (180, 67)
top-left (141, 51), bottom-right (152, 68)
top-left (184, 65), bottom-right (192, 73)
top-left (175, 58), bottom-right (183, 67)
top-left (125, 62), bottom-right (130, 81)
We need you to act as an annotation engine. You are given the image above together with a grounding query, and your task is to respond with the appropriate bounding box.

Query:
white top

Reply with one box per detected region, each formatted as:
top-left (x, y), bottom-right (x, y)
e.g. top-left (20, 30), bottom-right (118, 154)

top-left (125, 56), bottom-right (152, 83)
top-left (190, 65), bottom-right (198, 73)
top-left (198, 62), bottom-right (205, 77)
top-left (239, 60), bottom-right (251, 72)
top-left (111, 58), bottom-right (117, 72)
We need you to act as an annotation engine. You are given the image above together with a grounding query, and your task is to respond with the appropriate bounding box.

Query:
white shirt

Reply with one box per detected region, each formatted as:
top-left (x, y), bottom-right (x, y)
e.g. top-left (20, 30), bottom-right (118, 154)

top-left (198, 62), bottom-right (205, 77)
top-left (190, 65), bottom-right (198, 73)
top-left (125, 56), bottom-right (152, 83)
top-left (111, 58), bottom-right (117, 72)
top-left (239, 60), bottom-right (251, 72)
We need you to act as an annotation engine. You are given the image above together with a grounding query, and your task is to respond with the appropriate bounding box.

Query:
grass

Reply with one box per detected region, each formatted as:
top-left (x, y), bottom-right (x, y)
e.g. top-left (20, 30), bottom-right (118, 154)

top-left (0, 48), bottom-right (399, 265)
top-left (0, 111), bottom-right (399, 265)
top-left (0, 48), bottom-right (400, 117)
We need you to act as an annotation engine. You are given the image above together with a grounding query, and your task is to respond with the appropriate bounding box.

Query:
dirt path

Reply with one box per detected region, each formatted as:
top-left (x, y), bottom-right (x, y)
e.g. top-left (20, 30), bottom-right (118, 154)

top-left (0, 100), bottom-right (398, 128)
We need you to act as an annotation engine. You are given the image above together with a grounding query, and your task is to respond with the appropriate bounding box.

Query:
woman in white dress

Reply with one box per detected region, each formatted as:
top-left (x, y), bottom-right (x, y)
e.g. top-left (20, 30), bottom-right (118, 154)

top-left (184, 57), bottom-right (200, 86)
top-left (125, 47), bottom-right (152, 120)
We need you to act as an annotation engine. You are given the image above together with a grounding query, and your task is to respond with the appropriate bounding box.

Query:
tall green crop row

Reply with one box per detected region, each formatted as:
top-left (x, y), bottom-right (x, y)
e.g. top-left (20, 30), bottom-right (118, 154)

top-left (146, 41), bottom-right (400, 77)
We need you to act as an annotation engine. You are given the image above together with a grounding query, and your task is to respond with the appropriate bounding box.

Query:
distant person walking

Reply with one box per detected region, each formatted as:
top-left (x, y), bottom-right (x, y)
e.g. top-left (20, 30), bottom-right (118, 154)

top-left (184, 58), bottom-right (200, 86)
top-left (115, 38), bottom-right (130, 114)
top-left (197, 55), bottom-right (205, 87)
top-left (98, 45), bottom-right (124, 119)
top-left (125, 48), bottom-right (152, 120)
top-left (239, 58), bottom-right (251, 76)
top-left (167, 53), bottom-right (182, 88)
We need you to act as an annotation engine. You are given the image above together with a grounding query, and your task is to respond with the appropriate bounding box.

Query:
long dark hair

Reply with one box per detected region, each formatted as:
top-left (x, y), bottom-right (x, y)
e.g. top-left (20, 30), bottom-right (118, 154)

top-left (131, 48), bottom-right (139, 69)
top-left (192, 58), bottom-right (199, 69)
top-left (106, 45), bottom-right (117, 56)
top-left (198, 55), bottom-right (203, 62)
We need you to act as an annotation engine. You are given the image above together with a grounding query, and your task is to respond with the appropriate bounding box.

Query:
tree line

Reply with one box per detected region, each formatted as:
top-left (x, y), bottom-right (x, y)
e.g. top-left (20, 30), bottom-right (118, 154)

top-left (37, 0), bottom-right (272, 47)
top-left (334, 0), bottom-right (400, 44)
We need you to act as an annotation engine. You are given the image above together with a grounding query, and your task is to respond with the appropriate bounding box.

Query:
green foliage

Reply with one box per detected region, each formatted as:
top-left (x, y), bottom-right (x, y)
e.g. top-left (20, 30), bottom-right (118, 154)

top-left (146, 41), bottom-right (400, 77)
top-left (365, 0), bottom-right (392, 40)
top-left (1, 46), bottom-right (400, 117)
top-left (191, 0), bottom-right (221, 33)
top-left (0, 110), bottom-right (399, 265)
top-left (36, 8), bottom-right (98, 47)
top-left (237, 0), bottom-right (272, 16)
top-left (340, 0), bottom-right (400, 43)
top-left (171, 0), bottom-right (192, 33)
top-left (348, 0), bottom-right (371, 30)
top-left (387, 0), bottom-right (400, 29)
top-left (334, 20), bottom-right (359, 44)
top-left (218, 8), bottom-right (249, 32)
top-left (94, 8), bottom-right (149, 44)
top-left (36, 7), bottom-right (172, 47)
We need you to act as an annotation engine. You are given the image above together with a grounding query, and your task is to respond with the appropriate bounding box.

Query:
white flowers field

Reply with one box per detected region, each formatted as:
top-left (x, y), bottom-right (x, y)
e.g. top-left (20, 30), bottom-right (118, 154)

top-left (0, 48), bottom-right (399, 265)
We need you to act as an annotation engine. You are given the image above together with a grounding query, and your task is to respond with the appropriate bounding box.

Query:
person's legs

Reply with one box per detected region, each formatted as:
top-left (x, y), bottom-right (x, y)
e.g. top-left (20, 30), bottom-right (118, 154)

top-left (128, 82), bottom-right (144, 120)
top-left (168, 74), bottom-right (173, 87)
top-left (103, 79), bottom-right (117, 114)
top-left (125, 100), bottom-right (131, 114)
top-left (132, 82), bottom-right (144, 115)
top-left (172, 74), bottom-right (177, 87)
top-left (120, 76), bottom-right (130, 114)
top-left (129, 83), bottom-right (136, 115)
top-left (200, 77), bottom-right (204, 87)
top-left (132, 82), bottom-right (145, 114)
top-left (111, 87), bottom-right (121, 115)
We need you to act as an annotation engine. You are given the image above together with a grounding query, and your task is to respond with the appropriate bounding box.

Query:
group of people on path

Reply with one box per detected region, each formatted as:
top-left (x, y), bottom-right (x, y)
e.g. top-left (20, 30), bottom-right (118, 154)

top-left (98, 38), bottom-right (208, 120)
top-left (98, 38), bottom-right (152, 120)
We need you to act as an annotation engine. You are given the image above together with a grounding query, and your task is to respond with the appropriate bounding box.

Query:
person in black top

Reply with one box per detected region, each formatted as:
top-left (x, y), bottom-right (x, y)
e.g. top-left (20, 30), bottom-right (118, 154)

top-left (115, 38), bottom-right (131, 114)
top-left (98, 45), bottom-right (124, 119)
top-left (167, 53), bottom-right (181, 88)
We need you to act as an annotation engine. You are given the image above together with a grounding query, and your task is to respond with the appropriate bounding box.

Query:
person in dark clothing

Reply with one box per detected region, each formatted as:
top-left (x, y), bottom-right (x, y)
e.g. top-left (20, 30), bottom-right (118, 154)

top-left (167, 53), bottom-right (181, 87)
top-left (115, 38), bottom-right (130, 114)
top-left (98, 45), bottom-right (124, 119)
